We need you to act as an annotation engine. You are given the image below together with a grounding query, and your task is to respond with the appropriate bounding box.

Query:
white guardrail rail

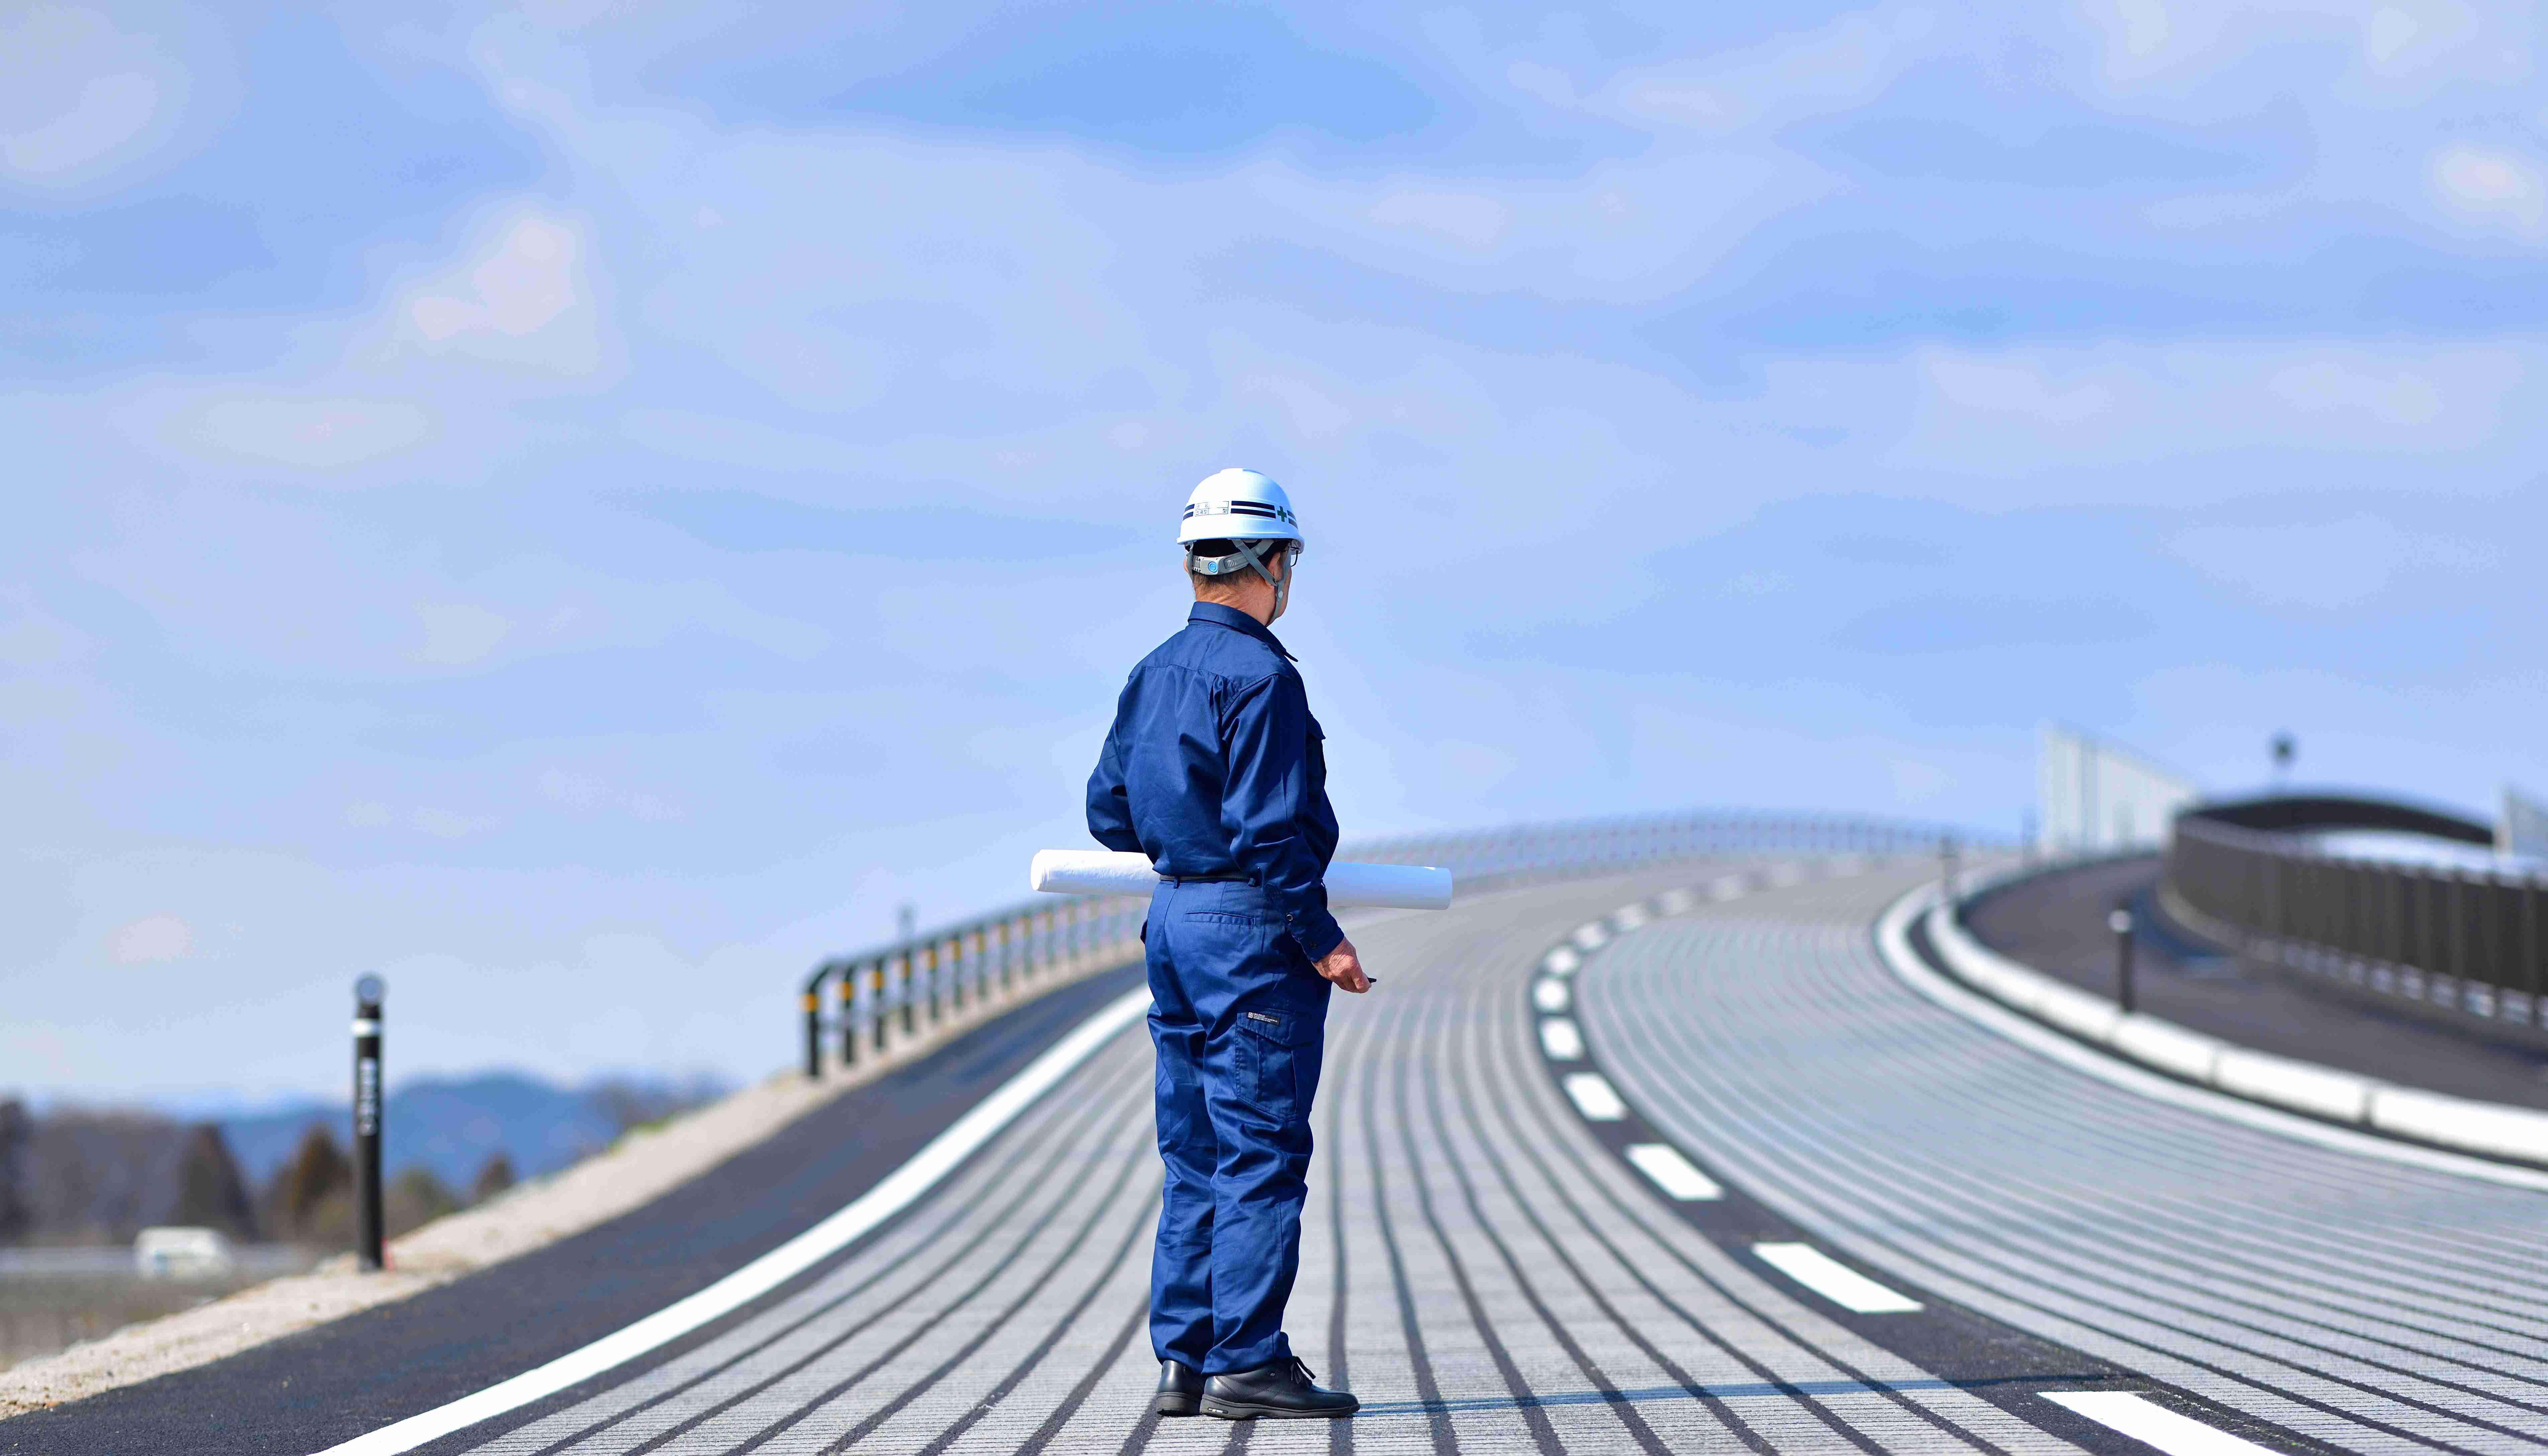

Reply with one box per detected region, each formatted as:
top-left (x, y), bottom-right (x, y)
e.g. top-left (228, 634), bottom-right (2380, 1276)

top-left (1919, 859), bottom-right (2548, 1167)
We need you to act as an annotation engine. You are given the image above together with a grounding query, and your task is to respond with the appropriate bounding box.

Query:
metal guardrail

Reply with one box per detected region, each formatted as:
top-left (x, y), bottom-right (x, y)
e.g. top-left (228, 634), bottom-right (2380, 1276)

top-left (794, 808), bottom-right (1990, 1078)
top-left (2167, 814), bottom-right (2548, 1027)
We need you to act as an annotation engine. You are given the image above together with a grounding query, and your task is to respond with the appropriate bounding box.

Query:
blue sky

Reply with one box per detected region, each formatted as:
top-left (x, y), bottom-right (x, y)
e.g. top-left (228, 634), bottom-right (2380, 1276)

top-left (5, 0), bottom-right (2543, 1105)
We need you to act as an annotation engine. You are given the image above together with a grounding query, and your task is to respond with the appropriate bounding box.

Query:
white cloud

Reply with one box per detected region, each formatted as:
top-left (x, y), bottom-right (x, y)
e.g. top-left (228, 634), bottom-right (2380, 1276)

top-left (411, 806), bottom-right (494, 839)
top-left (2169, 514), bottom-right (2493, 608)
top-left (1611, 13), bottom-right (1915, 135)
top-left (2071, 0), bottom-right (2532, 97)
top-left (1894, 342), bottom-right (2530, 476)
top-left (108, 913), bottom-right (192, 965)
top-left (416, 602), bottom-right (514, 665)
top-left (185, 393), bottom-right (436, 469)
top-left (2426, 141), bottom-right (2548, 237)
top-left (382, 205), bottom-right (615, 378)
top-left (0, 4), bottom-right (232, 195)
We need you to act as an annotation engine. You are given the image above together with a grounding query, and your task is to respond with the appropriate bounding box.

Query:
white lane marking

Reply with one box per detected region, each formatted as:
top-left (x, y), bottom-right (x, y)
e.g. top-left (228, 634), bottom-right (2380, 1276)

top-left (1563, 1072), bottom-right (1628, 1121)
top-left (1708, 875), bottom-right (1748, 900)
top-left (1571, 922), bottom-right (1609, 950)
top-left (1752, 1242), bottom-right (1922, 1313)
top-left (311, 987), bottom-right (1155, 1456)
top-left (1532, 977), bottom-right (1572, 1013)
top-left (1542, 945), bottom-right (1581, 976)
top-left (1624, 1143), bottom-right (1722, 1200)
top-left (2040, 1391), bottom-right (2281, 1455)
top-left (1539, 1017), bottom-right (1585, 1061)
top-left (1653, 888), bottom-right (1696, 916)
top-left (1873, 883), bottom-right (2548, 1194)
top-left (1611, 904), bottom-right (1650, 932)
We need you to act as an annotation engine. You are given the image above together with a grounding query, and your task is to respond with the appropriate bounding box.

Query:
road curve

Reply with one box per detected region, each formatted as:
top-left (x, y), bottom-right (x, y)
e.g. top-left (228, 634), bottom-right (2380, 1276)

top-left (1584, 872), bottom-right (2548, 1455)
top-left (13, 860), bottom-right (2546, 1455)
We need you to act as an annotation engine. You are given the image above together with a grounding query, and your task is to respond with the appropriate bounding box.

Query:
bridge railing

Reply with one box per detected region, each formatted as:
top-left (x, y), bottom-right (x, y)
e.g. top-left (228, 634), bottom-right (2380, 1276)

top-left (2166, 815), bottom-right (2548, 1028)
top-left (796, 808), bottom-right (1991, 1077)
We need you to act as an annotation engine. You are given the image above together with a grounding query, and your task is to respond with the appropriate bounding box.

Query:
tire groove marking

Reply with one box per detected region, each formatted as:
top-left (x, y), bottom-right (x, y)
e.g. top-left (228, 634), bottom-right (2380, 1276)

top-left (569, 1051), bottom-right (1156, 1456)
top-left (1402, 971), bottom-right (1669, 1454)
top-left (485, 1042), bottom-right (1153, 1456)
top-left (322, 986), bottom-right (1153, 1456)
top-left (1512, 891), bottom-right (2039, 1456)
top-left (1593, 902), bottom-right (2484, 1454)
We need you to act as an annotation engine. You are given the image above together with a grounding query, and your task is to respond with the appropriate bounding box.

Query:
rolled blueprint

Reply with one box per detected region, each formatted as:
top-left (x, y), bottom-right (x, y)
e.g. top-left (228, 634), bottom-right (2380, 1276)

top-left (1029, 849), bottom-right (1453, 910)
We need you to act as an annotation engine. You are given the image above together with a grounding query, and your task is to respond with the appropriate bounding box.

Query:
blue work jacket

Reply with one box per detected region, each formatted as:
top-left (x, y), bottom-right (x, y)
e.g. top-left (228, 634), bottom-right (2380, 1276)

top-left (1086, 602), bottom-right (1344, 962)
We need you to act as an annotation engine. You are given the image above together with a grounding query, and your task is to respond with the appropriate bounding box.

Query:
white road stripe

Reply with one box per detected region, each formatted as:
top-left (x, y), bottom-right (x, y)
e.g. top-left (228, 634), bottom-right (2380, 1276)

top-left (1571, 922), bottom-right (1610, 950)
top-left (1563, 1072), bottom-right (1627, 1121)
top-left (1623, 1143), bottom-right (1722, 1200)
top-left (1533, 977), bottom-right (1572, 1012)
top-left (1542, 946), bottom-right (1581, 976)
top-left (1751, 1242), bottom-right (1923, 1313)
top-left (1610, 904), bottom-right (1650, 932)
top-left (309, 986), bottom-right (1155, 1456)
top-left (1539, 1017), bottom-right (1585, 1061)
top-left (2040, 1391), bottom-right (2282, 1456)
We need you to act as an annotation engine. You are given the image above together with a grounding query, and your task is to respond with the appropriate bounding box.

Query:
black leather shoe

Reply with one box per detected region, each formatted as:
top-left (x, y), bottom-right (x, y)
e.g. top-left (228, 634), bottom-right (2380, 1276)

top-left (1154, 1360), bottom-right (1204, 1417)
top-left (1200, 1356), bottom-right (1358, 1419)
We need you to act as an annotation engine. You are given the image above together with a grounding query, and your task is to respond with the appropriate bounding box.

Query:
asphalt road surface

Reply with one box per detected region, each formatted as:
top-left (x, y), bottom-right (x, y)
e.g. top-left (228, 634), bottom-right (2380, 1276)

top-left (10, 860), bottom-right (2546, 1454)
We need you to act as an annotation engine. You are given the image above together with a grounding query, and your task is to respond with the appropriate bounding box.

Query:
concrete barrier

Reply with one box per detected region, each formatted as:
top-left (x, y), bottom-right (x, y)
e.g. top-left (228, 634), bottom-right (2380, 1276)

top-left (1917, 864), bottom-right (2548, 1170)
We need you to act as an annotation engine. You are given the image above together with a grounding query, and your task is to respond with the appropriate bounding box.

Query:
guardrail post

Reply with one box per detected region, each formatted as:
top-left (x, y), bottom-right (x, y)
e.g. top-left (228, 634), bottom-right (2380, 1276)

top-left (851, 967), bottom-right (871, 1069)
top-left (872, 961), bottom-right (889, 1051)
top-left (999, 919), bottom-right (1014, 991)
top-left (900, 948), bottom-right (916, 1036)
top-left (950, 932), bottom-right (966, 1013)
top-left (802, 967), bottom-right (823, 1080)
top-left (925, 941), bottom-right (942, 1024)
top-left (2108, 906), bottom-right (2136, 1014)
top-left (352, 974), bottom-right (385, 1272)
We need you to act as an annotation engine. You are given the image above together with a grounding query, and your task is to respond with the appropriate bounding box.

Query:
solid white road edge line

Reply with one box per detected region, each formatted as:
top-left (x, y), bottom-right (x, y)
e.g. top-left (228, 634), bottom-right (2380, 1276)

top-left (2041, 1391), bottom-right (2281, 1456)
top-left (1563, 1072), bottom-right (1628, 1121)
top-left (309, 986), bottom-right (1155, 1456)
top-left (1872, 882), bottom-right (2548, 1194)
top-left (1623, 1143), bottom-right (1722, 1201)
top-left (1751, 1242), bottom-right (1922, 1313)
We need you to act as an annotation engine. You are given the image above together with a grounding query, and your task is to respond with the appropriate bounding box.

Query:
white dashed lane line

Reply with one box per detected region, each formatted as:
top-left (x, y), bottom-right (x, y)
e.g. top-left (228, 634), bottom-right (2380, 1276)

top-left (1532, 977), bottom-right (1571, 1012)
top-left (1561, 1072), bottom-right (1627, 1121)
top-left (1570, 921), bottom-right (1609, 950)
top-left (1541, 946), bottom-right (1580, 976)
top-left (1751, 1241), bottom-right (1924, 1314)
top-left (1538, 1017), bottom-right (1584, 1061)
top-left (2040, 1392), bottom-right (2283, 1456)
top-left (1622, 1142), bottom-right (1722, 1201)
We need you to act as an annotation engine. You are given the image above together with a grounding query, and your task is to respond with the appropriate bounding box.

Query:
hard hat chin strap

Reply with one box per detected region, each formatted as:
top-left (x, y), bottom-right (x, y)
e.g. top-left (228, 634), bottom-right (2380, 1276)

top-left (1188, 538), bottom-right (1295, 620)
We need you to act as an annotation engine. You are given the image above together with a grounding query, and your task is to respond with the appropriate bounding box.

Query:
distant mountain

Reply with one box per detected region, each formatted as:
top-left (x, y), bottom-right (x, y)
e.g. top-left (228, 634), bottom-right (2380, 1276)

top-left (220, 1071), bottom-right (729, 1199)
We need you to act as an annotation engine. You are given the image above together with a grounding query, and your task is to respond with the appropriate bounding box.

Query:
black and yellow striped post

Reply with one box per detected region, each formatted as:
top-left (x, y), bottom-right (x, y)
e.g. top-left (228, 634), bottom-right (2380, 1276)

top-left (836, 961), bottom-right (858, 1068)
top-left (900, 948), bottom-right (917, 1036)
top-left (951, 931), bottom-right (967, 1012)
top-left (998, 919), bottom-right (1014, 991)
top-left (872, 961), bottom-right (890, 1052)
top-left (801, 974), bottom-right (823, 1080)
top-left (925, 940), bottom-right (942, 1024)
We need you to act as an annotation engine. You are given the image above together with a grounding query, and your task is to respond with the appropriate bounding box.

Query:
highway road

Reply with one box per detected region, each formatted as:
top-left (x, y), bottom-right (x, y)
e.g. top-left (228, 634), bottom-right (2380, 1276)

top-left (9, 859), bottom-right (2546, 1454)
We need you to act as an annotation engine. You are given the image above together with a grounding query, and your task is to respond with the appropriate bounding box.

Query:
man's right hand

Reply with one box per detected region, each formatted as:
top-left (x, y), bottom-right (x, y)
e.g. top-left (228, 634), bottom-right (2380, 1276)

top-left (1316, 937), bottom-right (1371, 994)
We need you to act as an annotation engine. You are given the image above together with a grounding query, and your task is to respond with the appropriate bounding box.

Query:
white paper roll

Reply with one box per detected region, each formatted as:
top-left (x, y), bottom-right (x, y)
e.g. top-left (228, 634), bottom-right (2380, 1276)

top-left (1028, 850), bottom-right (1452, 910)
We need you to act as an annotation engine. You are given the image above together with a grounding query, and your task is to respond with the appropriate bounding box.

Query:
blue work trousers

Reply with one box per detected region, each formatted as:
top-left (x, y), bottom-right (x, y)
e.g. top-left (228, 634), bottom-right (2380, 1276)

top-left (1144, 879), bottom-right (1330, 1375)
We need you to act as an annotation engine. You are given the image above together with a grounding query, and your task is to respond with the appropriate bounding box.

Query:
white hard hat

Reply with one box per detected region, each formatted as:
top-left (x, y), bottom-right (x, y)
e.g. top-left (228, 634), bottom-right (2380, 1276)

top-left (1178, 468), bottom-right (1302, 547)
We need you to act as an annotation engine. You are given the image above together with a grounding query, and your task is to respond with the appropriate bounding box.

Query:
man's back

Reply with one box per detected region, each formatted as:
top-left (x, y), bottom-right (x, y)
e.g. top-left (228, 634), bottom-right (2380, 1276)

top-left (1087, 602), bottom-right (1338, 904)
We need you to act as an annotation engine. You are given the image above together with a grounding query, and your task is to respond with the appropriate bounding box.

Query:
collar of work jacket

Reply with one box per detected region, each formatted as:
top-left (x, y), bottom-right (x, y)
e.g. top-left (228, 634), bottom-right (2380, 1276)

top-left (1187, 601), bottom-right (1296, 661)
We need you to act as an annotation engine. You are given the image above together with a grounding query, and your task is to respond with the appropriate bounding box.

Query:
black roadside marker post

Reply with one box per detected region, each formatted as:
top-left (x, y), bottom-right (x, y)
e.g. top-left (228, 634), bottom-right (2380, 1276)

top-left (2109, 906), bottom-right (2137, 1014)
top-left (352, 973), bottom-right (386, 1271)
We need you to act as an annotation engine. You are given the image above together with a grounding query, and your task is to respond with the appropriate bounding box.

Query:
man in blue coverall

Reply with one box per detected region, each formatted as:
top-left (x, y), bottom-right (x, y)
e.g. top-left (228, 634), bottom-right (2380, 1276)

top-left (1085, 468), bottom-right (1367, 1422)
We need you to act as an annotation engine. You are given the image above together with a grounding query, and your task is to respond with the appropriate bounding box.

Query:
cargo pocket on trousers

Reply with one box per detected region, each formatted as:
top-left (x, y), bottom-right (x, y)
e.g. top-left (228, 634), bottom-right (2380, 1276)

top-left (1236, 1008), bottom-right (1317, 1123)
